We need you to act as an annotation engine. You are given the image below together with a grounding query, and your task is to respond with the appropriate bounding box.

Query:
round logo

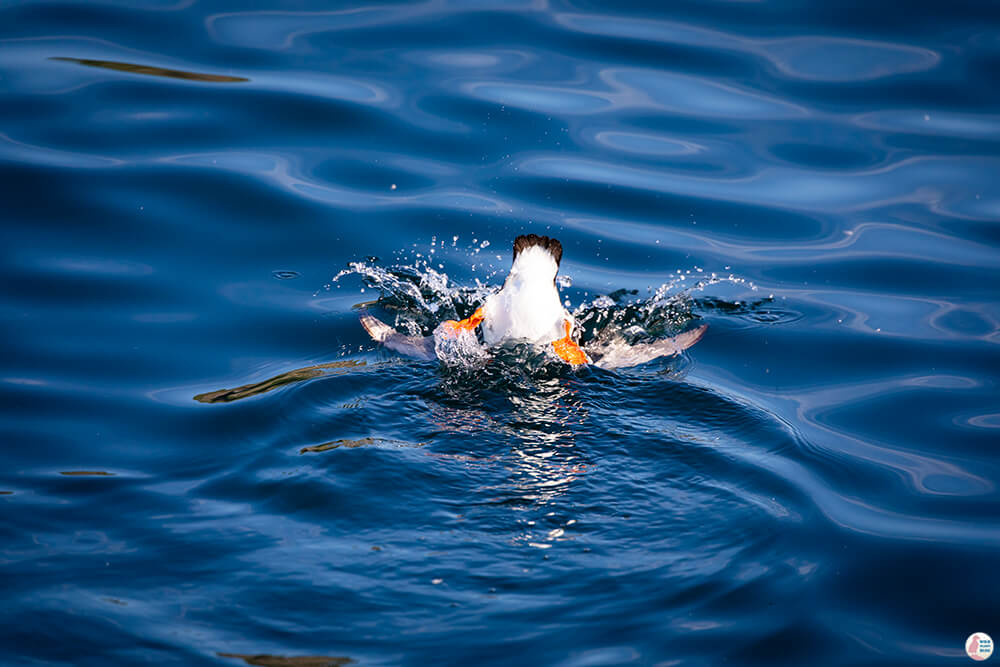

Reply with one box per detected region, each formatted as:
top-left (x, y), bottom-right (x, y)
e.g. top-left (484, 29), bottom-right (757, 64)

top-left (967, 633), bottom-right (994, 661)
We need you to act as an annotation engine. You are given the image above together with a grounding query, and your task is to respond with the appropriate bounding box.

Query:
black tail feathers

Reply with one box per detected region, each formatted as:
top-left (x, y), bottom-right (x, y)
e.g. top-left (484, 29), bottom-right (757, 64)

top-left (513, 234), bottom-right (562, 266)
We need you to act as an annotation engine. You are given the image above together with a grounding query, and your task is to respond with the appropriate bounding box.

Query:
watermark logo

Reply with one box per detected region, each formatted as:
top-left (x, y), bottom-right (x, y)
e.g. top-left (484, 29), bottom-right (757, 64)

top-left (967, 633), bottom-right (994, 661)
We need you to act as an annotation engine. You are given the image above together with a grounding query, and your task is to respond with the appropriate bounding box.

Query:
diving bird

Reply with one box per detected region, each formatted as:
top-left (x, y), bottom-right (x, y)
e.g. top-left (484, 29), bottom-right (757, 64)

top-left (360, 234), bottom-right (707, 369)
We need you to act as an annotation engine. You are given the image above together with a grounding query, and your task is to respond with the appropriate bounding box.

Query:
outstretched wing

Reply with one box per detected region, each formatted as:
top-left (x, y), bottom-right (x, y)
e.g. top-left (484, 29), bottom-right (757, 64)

top-left (359, 312), bottom-right (437, 361)
top-left (586, 324), bottom-right (707, 370)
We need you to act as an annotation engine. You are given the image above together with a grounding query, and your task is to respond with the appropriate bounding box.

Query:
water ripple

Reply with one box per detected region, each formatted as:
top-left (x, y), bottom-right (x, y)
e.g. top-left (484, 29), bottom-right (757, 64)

top-left (3, 1), bottom-right (999, 665)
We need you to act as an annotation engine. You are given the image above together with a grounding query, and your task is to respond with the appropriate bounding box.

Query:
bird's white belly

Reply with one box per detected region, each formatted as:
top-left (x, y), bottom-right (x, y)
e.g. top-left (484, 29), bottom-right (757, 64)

top-left (482, 285), bottom-right (566, 345)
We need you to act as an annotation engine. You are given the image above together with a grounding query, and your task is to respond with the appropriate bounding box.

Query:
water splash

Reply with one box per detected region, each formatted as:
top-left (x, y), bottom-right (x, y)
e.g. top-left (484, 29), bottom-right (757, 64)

top-left (432, 324), bottom-right (491, 368)
top-left (331, 243), bottom-right (765, 357)
top-left (574, 269), bottom-right (763, 346)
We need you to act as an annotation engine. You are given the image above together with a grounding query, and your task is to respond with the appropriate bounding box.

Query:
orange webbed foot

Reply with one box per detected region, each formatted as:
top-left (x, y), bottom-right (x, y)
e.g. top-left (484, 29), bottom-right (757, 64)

top-left (440, 307), bottom-right (485, 338)
top-left (552, 320), bottom-right (589, 365)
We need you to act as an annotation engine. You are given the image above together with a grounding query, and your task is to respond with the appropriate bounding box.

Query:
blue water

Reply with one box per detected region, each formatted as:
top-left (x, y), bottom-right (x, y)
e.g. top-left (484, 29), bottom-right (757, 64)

top-left (2, 1), bottom-right (999, 665)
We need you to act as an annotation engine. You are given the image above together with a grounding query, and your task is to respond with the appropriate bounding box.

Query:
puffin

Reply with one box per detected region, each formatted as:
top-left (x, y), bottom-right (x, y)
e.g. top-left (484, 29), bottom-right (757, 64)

top-left (360, 234), bottom-right (706, 369)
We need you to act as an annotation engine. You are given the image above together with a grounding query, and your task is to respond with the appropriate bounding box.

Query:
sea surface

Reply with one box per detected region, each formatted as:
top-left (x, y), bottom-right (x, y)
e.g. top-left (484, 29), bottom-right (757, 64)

top-left (2, 1), bottom-right (999, 665)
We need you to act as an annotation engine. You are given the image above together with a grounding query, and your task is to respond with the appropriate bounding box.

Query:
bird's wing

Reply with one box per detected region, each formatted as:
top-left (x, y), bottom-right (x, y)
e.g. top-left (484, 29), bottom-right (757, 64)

top-left (586, 324), bottom-right (707, 370)
top-left (360, 312), bottom-right (437, 361)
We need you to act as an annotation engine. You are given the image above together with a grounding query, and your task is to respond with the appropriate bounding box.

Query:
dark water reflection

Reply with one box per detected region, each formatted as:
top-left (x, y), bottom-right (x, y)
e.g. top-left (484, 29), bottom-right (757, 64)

top-left (194, 360), bottom-right (369, 403)
top-left (1, 0), bottom-right (999, 665)
top-left (218, 654), bottom-right (354, 667)
top-left (50, 57), bottom-right (250, 83)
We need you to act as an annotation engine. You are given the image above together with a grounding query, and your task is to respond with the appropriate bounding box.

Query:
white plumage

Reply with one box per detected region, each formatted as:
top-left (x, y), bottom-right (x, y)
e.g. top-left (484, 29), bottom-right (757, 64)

top-left (481, 245), bottom-right (568, 345)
